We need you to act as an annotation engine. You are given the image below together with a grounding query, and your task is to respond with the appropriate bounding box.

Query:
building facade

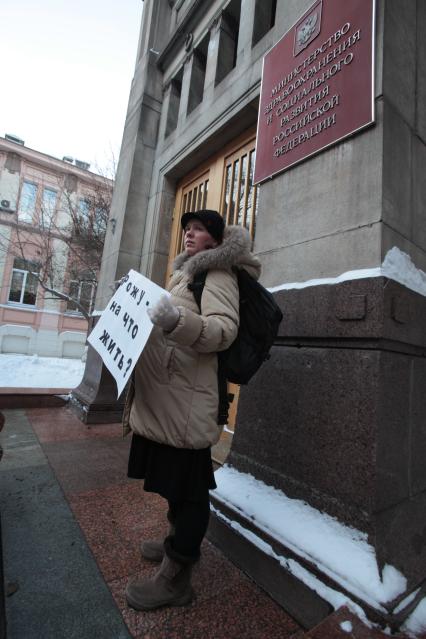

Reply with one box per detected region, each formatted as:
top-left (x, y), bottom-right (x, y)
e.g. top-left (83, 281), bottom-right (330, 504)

top-left (74, 0), bottom-right (426, 627)
top-left (0, 135), bottom-right (112, 358)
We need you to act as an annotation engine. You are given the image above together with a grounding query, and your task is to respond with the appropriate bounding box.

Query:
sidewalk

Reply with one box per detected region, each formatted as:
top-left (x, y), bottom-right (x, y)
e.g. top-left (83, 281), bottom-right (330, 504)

top-left (0, 406), bottom-right (301, 639)
top-left (0, 406), bottom-right (422, 639)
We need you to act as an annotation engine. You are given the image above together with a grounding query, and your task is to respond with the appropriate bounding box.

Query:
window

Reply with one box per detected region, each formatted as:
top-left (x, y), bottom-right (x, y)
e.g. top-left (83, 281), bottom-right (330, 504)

top-left (42, 188), bottom-right (57, 214)
top-left (78, 198), bottom-right (90, 217)
top-left (165, 68), bottom-right (184, 136)
top-left (67, 279), bottom-right (96, 315)
top-left (252, 0), bottom-right (277, 46)
top-left (71, 197), bottom-right (91, 236)
top-left (39, 187), bottom-right (57, 227)
top-left (187, 35), bottom-right (209, 115)
top-left (221, 144), bottom-right (259, 238)
top-left (18, 181), bottom-right (38, 222)
top-left (8, 258), bottom-right (39, 306)
top-left (215, 0), bottom-right (241, 86)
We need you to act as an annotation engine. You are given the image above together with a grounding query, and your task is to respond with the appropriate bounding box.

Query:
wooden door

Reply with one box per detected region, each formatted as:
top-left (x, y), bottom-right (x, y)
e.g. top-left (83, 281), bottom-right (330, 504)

top-left (167, 168), bottom-right (211, 279)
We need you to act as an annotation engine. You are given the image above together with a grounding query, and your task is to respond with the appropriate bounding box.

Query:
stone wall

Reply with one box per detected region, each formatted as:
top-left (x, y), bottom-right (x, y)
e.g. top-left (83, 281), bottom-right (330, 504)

top-left (229, 275), bottom-right (426, 588)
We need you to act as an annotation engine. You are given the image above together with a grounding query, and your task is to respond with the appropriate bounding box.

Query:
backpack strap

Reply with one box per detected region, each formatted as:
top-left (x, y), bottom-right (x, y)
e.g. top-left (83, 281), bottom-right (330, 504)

top-left (187, 269), bottom-right (230, 426)
top-left (187, 269), bottom-right (208, 310)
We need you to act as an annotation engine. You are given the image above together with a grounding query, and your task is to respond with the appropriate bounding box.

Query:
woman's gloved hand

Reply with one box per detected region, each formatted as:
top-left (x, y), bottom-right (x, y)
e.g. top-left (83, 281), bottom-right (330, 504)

top-left (147, 295), bottom-right (180, 332)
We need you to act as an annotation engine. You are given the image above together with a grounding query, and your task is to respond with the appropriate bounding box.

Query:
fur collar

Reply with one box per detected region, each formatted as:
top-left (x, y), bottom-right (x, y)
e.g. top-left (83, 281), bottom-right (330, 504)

top-left (173, 225), bottom-right (260, 279)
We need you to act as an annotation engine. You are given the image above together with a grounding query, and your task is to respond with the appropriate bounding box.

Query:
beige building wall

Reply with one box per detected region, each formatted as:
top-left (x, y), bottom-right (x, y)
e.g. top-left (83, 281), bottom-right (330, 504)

top-left (0, 136), bottom-right (112, 358)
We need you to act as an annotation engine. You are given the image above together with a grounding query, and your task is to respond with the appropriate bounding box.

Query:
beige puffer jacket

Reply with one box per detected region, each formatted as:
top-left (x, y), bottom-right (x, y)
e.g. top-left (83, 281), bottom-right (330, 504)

top-left (122, 225), bottom-right (261, 449)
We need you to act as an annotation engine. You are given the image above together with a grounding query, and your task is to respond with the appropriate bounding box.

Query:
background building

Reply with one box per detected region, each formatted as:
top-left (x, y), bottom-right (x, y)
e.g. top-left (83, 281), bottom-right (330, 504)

top-left (0, 135), bottom-right (113, 358)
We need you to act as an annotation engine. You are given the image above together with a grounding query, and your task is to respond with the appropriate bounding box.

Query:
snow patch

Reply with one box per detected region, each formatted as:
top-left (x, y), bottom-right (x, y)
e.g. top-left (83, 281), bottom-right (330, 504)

top-left (382, 247), bottom-right (426, 297)
top-left (0, 354), bottom-right (84, 388)
top-left (340, 620), bottom-right (353, 633)
top-left (401, 597), bottom-right (426, 637)
top-left (213, 466), bottom-right (407, 610)
top-left (269, 246), bottom-right (426, 298)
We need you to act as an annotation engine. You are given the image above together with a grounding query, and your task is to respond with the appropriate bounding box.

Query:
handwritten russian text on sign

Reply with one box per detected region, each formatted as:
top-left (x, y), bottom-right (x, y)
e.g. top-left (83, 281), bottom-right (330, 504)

top-left (87, 270), bottom-right (169, 398)
top-left (254, 0), bottom-right (375, 184)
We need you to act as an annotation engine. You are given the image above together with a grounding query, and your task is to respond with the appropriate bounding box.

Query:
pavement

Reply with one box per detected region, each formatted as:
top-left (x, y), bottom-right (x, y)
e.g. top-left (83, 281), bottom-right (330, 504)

top-left (0, 406), bottom-right (423, 639)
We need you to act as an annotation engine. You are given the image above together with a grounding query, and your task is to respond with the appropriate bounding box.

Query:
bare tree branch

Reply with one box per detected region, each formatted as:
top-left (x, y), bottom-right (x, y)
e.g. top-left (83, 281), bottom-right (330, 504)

top-left (0, 169), bottom-right (113, 321)
top-left (34, 275), bottom-right (91, 320)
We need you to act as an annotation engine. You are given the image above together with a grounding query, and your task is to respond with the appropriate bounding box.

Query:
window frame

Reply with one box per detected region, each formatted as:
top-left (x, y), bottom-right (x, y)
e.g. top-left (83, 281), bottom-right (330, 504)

top-left (8, 259), bottom-right (40, 307)
top-left (66, 278), bottom-right (96, 316)
top-left (39, 186), bottom-right (58, 228)
top-left (18, 180), bottom-right (38, 223)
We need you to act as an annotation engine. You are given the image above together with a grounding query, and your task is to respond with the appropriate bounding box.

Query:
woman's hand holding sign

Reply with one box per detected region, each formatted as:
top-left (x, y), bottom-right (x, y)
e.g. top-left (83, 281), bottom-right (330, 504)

top-left (147, 295), bottom-right (180, 332)
top-left (88, 270), bottom-right (170, 398)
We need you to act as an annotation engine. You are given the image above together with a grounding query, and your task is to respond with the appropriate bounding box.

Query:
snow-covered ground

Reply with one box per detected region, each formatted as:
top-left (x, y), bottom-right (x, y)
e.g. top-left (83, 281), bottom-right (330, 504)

top-left (0, 354), bottom-right (84, 388)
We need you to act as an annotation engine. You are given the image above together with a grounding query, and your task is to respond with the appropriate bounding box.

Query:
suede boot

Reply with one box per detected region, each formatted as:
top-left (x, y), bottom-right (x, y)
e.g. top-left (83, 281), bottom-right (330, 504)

top-left (126, 537), bottom-right (196, 611)
top-left (140, 511), bottom-right (175, 562)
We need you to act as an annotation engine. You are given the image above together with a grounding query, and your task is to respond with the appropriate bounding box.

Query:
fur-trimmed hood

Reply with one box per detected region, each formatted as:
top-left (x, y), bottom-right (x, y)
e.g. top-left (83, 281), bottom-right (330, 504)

top-left (172, 225), bottom-right (261, 280)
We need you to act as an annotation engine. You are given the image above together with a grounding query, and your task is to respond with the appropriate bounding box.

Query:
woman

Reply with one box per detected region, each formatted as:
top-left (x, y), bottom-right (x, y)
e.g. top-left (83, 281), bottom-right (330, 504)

top-left (124, 209), bottom-right (261, 611)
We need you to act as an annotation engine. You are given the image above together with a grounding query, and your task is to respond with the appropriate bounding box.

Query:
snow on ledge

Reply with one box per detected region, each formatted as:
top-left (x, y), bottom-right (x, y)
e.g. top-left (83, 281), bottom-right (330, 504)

top-left (211, 503), bottom-right (366, 614)
top-left (402, 598), bottom-right (426, 637)
top-left (268, 247), bottom-right (426, 298)
top-left (268, 266), bottom-right (382, 293)
top-left (212, 465), bottom-right (407, 611)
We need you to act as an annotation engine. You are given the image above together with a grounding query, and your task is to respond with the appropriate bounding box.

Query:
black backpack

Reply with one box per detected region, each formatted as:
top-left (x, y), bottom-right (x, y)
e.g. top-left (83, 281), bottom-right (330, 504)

top-left (188, 268), bottom-right (283, 422)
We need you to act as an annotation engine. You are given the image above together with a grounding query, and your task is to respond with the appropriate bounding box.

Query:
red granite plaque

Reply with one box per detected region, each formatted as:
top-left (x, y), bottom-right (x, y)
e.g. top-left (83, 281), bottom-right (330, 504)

top-left (254, 0), bottom-right (375, 184)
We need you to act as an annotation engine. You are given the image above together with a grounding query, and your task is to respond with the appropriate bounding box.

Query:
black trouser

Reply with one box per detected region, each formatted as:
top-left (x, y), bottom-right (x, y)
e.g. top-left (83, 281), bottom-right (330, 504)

top-left (167, 494), bottom-right (210, 560)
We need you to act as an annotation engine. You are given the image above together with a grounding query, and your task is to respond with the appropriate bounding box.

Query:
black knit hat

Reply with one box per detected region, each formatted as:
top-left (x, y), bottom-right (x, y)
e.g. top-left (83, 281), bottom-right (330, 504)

top-left (181, 210), bottom-right (225, 243)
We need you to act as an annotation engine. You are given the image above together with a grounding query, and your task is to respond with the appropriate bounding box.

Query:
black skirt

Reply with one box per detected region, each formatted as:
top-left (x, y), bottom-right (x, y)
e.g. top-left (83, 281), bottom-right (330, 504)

top-left (127, 434), bottom-right (217, 502)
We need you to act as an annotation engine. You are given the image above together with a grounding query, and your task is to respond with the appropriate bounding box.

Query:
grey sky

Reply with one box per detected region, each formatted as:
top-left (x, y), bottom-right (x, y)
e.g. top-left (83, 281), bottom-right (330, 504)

top-left (1, 0), bottom-right (143, 175)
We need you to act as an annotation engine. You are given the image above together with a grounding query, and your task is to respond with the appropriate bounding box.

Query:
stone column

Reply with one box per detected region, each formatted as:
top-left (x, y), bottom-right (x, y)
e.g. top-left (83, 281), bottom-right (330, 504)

top-left (236, 0), bottom-right (256, 60)
top-left (176, 54), bottom-right (193, 126)
top-left (203, 17), bottom-right (222, 101)
top-left (69, 0), bottom-right (171, 423)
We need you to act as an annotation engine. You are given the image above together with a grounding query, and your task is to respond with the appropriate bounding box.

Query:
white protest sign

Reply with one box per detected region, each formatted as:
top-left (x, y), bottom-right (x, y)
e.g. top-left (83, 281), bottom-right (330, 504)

top-left (87, 269), bottom-right (169, 398)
